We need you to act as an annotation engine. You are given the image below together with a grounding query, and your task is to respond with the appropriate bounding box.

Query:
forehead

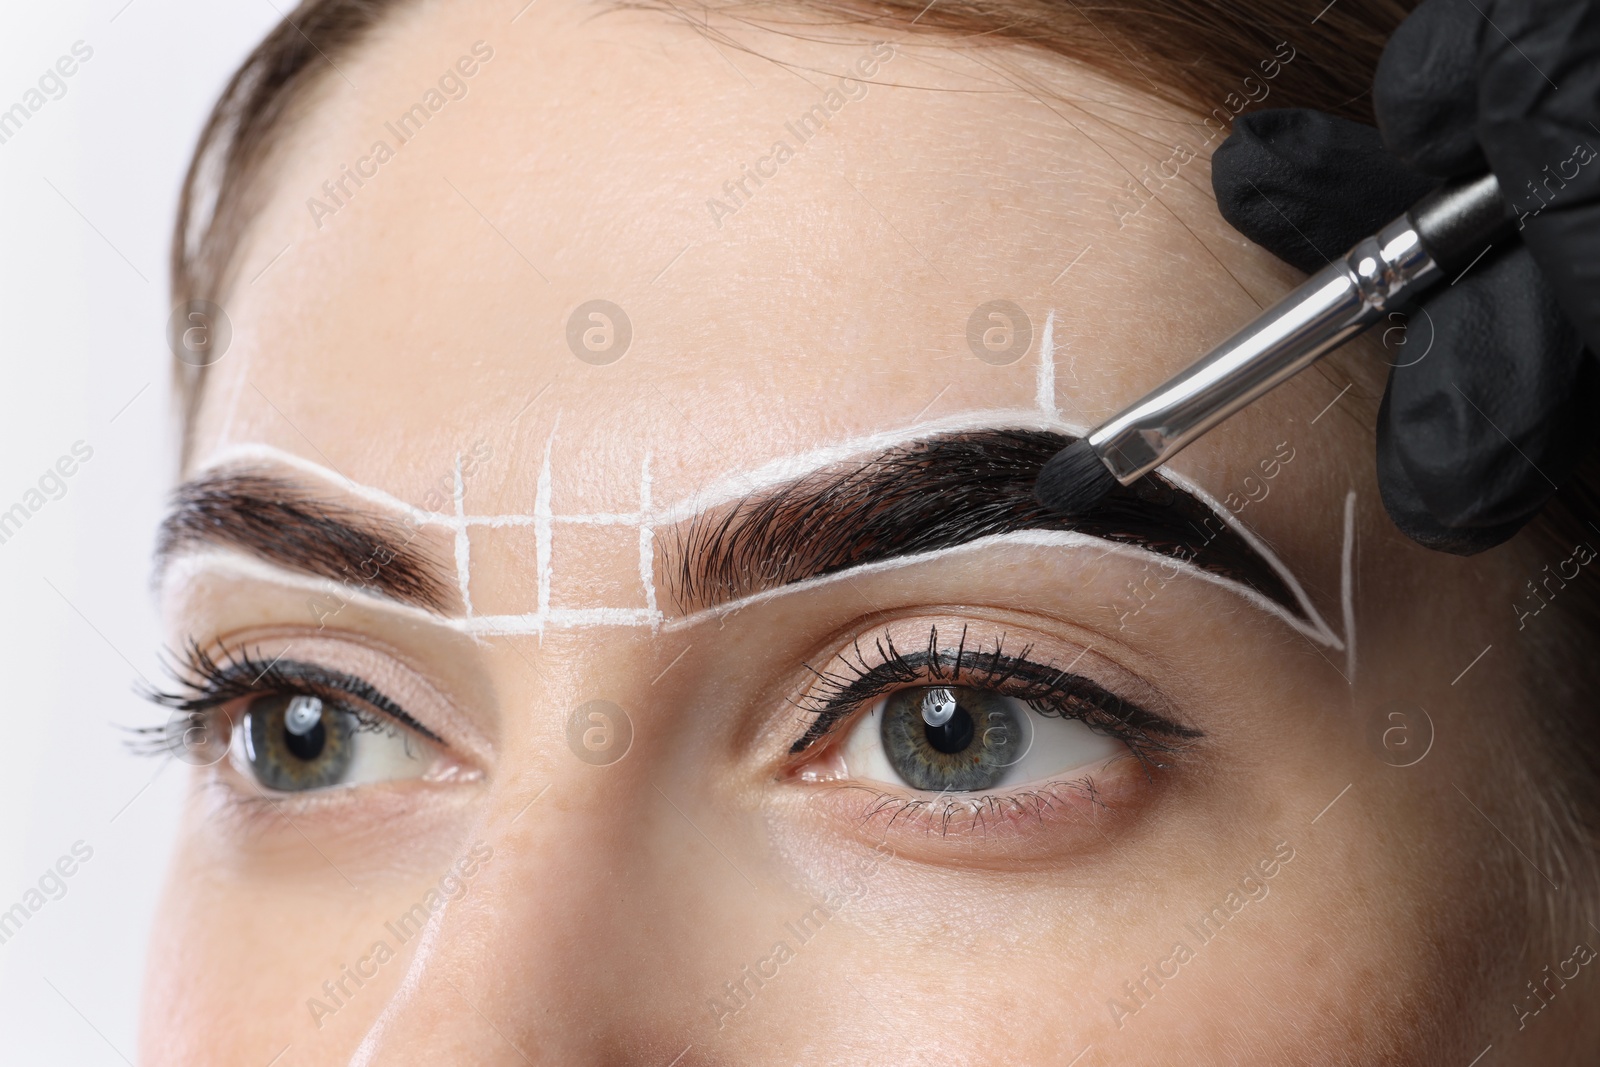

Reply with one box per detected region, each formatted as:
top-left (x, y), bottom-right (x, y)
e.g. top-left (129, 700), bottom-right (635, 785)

top-left (189, 0), bottom-right (1331, 519)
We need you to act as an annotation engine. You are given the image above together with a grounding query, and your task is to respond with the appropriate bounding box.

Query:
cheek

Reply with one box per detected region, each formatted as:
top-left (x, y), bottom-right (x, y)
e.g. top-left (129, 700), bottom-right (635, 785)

top-left (140, 842), bottom-right (427, 1065)
top-left (141, 864), bottom-right (304, 1064)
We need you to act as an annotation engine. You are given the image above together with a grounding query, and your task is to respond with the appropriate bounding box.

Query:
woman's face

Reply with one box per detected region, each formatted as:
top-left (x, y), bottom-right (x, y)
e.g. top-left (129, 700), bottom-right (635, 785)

top-left (142, 1), bottom-right (1580, 1063)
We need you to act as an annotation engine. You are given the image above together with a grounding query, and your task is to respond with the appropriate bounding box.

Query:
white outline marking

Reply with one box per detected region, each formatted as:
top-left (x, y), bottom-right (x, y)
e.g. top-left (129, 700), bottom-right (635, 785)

top-left (1035, 310), bottom-right (1057, 417)
top-left (184, 413), bottom-right (1343, 647)
top-left (664, 529), bottom-right (1337, 645)
top-left (639, 451), bottom-right (658, 624)
top-left (534, 426), bottom-right (556, 636)
top-left (463, 607), bottom-right (660, 635)
top-left (168, 524), bottom-right (1339, 650)
top-left (160, 551), bottom-right (448, 630)
top-left (199, 443), bottom-right (438, 523)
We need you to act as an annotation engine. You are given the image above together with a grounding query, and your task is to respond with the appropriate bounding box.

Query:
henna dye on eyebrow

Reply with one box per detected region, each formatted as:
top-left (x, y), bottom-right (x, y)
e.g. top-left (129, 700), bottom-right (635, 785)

top-left (668, 429), bottom-right (1298, 614)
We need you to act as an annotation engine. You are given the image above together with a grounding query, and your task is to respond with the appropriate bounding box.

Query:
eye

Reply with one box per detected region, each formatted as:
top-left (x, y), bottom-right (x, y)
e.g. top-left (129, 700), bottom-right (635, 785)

top-left (786, 623), bottom-right (1202, 802)
top-left (837, 685), bottom-right (1125, 793)
top-left (135, 643), bottom-right (461, 797)
top-left (234, 691), bottom-right (437, 793)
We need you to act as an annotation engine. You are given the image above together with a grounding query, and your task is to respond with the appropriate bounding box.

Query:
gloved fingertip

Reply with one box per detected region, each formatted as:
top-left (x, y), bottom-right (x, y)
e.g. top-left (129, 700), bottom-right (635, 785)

top-left (1377, 387), bottom-right (1527, 554)
top-left (1384, 248), bottom-right (1597, 536)
top-left (1373, 0), bottom-right (1487, 177)
top-left (1212, 110), bottom-right (1436, 273)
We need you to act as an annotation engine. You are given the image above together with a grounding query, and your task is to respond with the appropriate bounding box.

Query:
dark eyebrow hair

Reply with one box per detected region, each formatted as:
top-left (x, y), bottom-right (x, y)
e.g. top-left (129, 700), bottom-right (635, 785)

top-left (154, 470), bottom-right (455, 612)
top-left (667, 429), bottom-right (1299, 616)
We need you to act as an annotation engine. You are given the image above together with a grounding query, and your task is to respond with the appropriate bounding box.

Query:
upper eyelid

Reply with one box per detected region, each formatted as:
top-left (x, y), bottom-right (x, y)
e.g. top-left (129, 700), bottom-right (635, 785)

top-left (790, 643), bottom-right (1199, 755)
top-left (159, 652), bottom-right (445, 748)
top-left (260, 661), bottom-right (444, 746)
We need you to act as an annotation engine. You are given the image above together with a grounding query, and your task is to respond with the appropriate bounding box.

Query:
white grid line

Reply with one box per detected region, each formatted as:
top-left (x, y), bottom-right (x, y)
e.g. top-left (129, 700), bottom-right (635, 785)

top-left (639, 451), bottom-right (658, 623)
top-left (534, 428), bottom-right (556, 634)
top-left (1035, 309), bottom-right (1057, 417)
top-left (192, 406), bottom-right (1343, 645)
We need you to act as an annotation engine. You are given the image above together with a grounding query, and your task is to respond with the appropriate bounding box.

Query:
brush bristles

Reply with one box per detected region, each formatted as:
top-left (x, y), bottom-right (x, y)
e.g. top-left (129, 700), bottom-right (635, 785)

top-left (1034, 439), bottom-right (1120, 516)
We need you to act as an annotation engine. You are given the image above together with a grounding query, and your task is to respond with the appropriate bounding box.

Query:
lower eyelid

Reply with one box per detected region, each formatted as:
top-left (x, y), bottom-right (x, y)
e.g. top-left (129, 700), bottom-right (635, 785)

top-left (787, 757), bottom-right (1157, 867)
top-left (790, 625), bottom-right (1190, 755)
top-left (854, 778), bottom-right (1104, 830)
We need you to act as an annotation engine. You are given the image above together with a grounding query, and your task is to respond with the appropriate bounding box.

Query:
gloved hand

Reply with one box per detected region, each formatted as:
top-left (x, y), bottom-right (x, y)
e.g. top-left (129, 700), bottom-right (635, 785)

top-left (1210, 0), bottom-right (1600, 554)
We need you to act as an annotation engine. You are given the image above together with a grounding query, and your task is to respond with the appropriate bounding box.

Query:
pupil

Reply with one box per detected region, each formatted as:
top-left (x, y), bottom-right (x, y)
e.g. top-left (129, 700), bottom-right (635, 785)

top-left (923, 703), bottom-right (975, 754)
top-left (244, 692), bottom-right (355, 792)
top-left (283, 717), bottom-right (327, 761)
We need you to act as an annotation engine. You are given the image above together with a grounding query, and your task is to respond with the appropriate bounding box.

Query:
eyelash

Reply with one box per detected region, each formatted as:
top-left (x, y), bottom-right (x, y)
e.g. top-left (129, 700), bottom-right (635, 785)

top-left (131, 631), bottom-right (1194, 809)
top-left (129, 640), bottom-right (438, 760)
top-left (790, 624), bottom-right (1202, 771)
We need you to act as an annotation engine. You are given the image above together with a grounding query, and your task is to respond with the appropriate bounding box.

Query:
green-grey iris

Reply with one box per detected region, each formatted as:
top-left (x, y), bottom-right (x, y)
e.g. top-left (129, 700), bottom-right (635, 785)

top-left (879, 686), bottom-right (1030, 791)
top-left (243, 693), bottom-right (356, 792)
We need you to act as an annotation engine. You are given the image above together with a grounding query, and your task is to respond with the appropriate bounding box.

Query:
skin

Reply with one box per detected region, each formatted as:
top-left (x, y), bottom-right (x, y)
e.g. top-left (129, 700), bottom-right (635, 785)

top-left (141, 1), bottom-right (1600, 1063)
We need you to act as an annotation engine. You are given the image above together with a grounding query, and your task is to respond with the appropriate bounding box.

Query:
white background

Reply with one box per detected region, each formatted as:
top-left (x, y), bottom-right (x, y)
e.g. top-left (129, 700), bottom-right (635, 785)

top-left (0, 3), bottom-right (278, 1061)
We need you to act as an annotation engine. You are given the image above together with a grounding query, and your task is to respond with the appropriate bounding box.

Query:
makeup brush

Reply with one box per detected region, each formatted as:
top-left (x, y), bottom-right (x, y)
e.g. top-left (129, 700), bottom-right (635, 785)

top-left (1034, 172), bottom-right (1514, 516)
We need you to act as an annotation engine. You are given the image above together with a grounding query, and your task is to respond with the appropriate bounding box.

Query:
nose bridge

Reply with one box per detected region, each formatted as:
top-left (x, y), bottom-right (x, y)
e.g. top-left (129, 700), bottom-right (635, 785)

top-left (348, 797), bottom-right (640, 1063)
top-left (347, 631), bottom-right (712, 1065)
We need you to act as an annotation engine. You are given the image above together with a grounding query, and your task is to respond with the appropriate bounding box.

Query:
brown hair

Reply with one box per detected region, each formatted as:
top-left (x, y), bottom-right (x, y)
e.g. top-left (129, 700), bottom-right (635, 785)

top-left (171, 0), bottom-right (421, 428)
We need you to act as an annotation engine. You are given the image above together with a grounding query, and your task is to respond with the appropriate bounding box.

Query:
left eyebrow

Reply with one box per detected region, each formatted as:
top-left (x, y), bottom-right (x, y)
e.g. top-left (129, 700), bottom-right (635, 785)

top-left (154, 470), bottom-right (456, 612)
top-left (665, 428), bottom-right (1299, 615)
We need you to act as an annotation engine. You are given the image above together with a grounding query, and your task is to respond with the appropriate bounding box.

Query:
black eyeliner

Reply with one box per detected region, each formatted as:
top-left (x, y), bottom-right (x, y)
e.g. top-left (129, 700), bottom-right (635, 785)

top-left (136, 641), bottom-right (444, 749)
top-left (790, 626), bottom-right (1202, 759)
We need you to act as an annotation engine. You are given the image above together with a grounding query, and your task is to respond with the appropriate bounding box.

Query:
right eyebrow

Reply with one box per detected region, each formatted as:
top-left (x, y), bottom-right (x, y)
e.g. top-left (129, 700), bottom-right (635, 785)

top-left (154, 470), bottom-right (456, 613)
top-left (666, 428), bottom-right (1301, 617)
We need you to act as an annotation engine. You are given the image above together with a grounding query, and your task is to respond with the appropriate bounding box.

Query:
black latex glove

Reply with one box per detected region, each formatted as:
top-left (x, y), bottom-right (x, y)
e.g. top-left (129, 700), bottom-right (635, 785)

top-left (1210, 0), bottom-right (1600, 554)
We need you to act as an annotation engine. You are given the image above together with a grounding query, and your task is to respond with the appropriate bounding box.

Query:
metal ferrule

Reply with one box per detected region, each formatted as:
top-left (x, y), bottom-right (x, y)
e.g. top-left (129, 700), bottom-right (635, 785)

top-left (1087, 215), bottom-right (1441, 483)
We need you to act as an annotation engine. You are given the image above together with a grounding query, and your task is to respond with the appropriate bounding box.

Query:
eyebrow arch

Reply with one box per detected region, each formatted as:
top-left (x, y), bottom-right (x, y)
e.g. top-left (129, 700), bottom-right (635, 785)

top-left (667, 428), bottom-right (1300, 616)
top-left (154, 470), bottom-right (455, 613)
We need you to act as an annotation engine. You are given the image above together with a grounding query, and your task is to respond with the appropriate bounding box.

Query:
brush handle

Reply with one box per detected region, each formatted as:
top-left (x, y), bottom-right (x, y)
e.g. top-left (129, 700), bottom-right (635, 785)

top-left (1088, 172), bottom-right (1512, 483)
